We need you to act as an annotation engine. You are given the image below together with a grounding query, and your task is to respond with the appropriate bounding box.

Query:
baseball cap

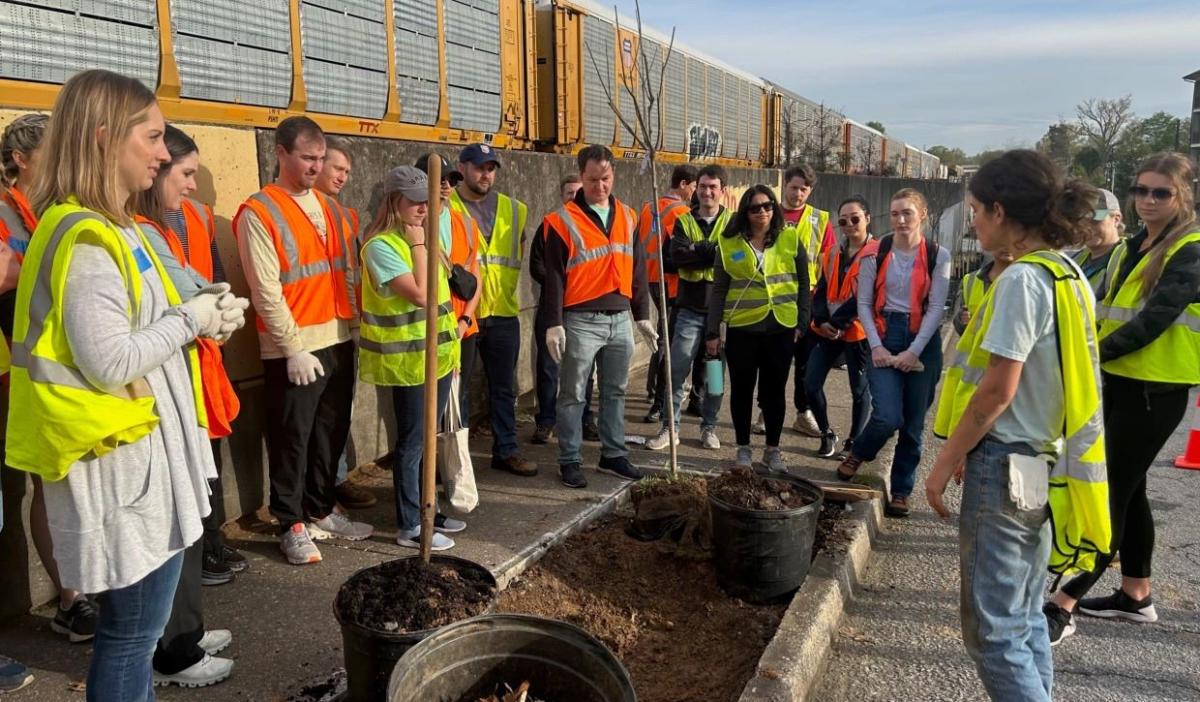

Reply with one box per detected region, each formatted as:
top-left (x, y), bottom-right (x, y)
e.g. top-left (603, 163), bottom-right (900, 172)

top-left (415, 153), bottom-right (463, 185)
top-left (1093, 188), bottom-right (1120, 221)
top-left (382, 166), bottom-right (428, 202)
top-left (458, 143), bottom-right (502, 168)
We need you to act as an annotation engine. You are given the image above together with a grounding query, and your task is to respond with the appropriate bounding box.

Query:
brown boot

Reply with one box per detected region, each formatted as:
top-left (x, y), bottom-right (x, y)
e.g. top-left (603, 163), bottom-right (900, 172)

top-left (836, 454), bottom-right (864, 482)
top-left (884, 496), bottom-right (910, 518)
top-left (492, 454), bottom-right (538, 477)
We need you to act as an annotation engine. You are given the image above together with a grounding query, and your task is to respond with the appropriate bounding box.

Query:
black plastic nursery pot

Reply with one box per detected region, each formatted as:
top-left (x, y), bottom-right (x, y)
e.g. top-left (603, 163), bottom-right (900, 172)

top-left (333, 555), bottom-right (498, 702)
top-left (387, 613), bottom-right (637, 702)
top-left (709, 473), bottom-right (824, 604)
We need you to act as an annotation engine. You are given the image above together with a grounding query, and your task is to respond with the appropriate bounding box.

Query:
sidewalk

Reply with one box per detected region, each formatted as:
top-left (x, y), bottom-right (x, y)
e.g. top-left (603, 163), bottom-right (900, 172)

top-left (814, 392), bottom-right (1200, 702)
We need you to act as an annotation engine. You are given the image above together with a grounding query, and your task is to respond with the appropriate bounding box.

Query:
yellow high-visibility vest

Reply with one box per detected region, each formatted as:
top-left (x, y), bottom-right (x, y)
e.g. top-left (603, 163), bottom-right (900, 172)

top-left (934, 250), bottom-right (1110, 575)
top-left (1071, 240), bottom-right (1126, 297)
top-left (783, 204), bottom-right (828, 289)
top-left (450, 190), bottom-right (527, 319)
top-left (677, 208), bottom-right (732, 283)
top-left (1096, 231), bottom-right (1200, 385)
top-left (6, 199), bottom-right (206, 481)
top-left (358, 232), bottom-right (460, 387)
top-left (960, 269), bottom-right (988, 321)
top-left (718, 228), bottom-right (801, 329)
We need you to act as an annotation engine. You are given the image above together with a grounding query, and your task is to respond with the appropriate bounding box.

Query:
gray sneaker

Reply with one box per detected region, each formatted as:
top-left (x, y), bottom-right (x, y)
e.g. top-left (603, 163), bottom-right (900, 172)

top-left (763, 447), bottom-right (789, 474)
top-left (700, 427), bottom-right (720, 450)
top-left (308, 511), bottom-right (374, 541)
top-left (396, 528), bottom-right (455, 551)
top-left (645, 428), bottom-right (679, 451)
top-left (280, 523), bottom-right (321, 565)
top-left (736, 445), bottom-right (753, 469)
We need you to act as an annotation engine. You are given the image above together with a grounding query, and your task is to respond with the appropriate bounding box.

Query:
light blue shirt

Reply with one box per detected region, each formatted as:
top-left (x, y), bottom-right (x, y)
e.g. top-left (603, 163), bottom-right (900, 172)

top-left (363, 220), bottom-right (452, 297)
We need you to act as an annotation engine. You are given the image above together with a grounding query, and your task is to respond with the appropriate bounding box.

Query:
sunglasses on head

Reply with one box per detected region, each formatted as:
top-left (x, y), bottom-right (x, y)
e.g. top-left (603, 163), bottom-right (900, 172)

top-left (1128, 185), bottom-right (1174, 201)
top-left (838, 215), bottom-right (864, 227)
top-left (747, 202), bottom-right (774, 214)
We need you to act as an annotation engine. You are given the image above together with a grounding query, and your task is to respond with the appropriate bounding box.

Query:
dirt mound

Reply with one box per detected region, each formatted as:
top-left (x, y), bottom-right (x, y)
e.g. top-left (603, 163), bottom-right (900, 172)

top-left (336, 558), bottom-right (495, 634)
top-left (708, 467), bottom-right (817, 511)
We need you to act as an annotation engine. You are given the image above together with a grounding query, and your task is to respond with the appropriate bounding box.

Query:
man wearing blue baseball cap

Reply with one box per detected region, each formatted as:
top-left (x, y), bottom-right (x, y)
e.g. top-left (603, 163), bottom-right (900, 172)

top-left (449, 143), bottom-right (536, 477)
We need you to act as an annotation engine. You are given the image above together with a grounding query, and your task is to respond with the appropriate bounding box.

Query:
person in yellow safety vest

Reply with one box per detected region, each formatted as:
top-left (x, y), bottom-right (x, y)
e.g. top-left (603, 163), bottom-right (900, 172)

top-left (951, 250), bottom-right (1013, 337)
top-left (927, 150), bottom-right (1110, 699)
top-left (449, 143), bottom-right (536, 477)
top-left (777, 164), bottom-right (835, 438)
top-left (1071, 187), bottom-right (1126, 298)
top-left (1045, 153), bottom-right (1200, 643)
top-left (639, 164), bottom-right (696, 424)
top-left (646, 164), bottom-right (727, 452)
top-left (7, 69), bottom-right (248, 700)
top-left (313, 136), bottom-right (378, 512)
top-left (359, 166), bottom-right (464, 551)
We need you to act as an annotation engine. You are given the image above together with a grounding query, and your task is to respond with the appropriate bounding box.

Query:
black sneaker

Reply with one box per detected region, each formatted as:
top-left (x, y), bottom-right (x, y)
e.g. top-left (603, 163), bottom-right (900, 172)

top-left (202, 550), bottom-right (235, 587)
top-left (51, 596), bottom-right (97, 643)
top-left (642, 408), bottom-right (661, 424)
top-left (221, 545), bottom-right (249, 573)
top-left (582, 421), bottom-right (601, 442)
top-left (817, 431), bottom-right (838, 458)
top-left (559, 462), bottom-right (588, 489)
top-left (1078, 588), bottom-right (1158, 623)
top-left (598, 456), bottom-right (643, 481)
top-left (530, 425), bottom-right (553, 444)
top-left (1043, 602), bottom-right (1076, 646)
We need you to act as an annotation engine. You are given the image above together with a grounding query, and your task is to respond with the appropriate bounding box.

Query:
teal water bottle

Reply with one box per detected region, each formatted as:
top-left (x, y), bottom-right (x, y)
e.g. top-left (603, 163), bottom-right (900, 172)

top-left (705, 356), bottom-right (724, 396)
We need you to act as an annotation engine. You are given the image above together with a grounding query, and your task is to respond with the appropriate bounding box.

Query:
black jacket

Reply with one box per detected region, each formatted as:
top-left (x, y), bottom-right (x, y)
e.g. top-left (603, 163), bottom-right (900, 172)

top-left (667, 205), bottom-right (726, 313)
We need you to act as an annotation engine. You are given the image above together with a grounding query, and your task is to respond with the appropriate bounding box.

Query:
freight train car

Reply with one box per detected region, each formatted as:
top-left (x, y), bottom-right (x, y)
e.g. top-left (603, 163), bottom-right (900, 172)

top-left (762, 80), bottom-right (845, 170)
top-left (842, 118), bottom-right (886, 175)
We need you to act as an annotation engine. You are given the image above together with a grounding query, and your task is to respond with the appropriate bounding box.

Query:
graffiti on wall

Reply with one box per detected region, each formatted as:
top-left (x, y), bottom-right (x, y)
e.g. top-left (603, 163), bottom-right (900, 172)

top-left (687, 124), bottom-right (721, 160)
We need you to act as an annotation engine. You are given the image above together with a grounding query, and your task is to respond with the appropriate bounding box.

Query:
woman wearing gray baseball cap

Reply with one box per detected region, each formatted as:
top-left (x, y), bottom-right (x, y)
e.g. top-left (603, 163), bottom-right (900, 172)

top-left (358, 166), bottom-right (465, 550)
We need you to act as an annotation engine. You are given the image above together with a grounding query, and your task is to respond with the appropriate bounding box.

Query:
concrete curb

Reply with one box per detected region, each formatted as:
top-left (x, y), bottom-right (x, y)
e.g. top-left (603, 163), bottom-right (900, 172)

top-left (738, 496), bottom-right (884, 702)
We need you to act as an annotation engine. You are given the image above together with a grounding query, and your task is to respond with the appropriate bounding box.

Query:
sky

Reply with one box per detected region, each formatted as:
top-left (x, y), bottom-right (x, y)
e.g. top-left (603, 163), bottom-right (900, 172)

top-left (604, 0), bottom-right (1199, 154)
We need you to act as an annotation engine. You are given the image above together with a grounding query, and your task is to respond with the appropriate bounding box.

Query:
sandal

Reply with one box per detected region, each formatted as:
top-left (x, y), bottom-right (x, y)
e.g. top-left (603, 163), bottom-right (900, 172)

top-left (884, 496), bottom-right (910, 518)
top-left (836, 455), bottom-right (864, 482)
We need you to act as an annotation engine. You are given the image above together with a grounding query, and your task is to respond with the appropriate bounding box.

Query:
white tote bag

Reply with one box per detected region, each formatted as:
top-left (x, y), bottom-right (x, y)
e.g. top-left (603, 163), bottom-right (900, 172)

top-left (438, 373), bottom-right (479, 512)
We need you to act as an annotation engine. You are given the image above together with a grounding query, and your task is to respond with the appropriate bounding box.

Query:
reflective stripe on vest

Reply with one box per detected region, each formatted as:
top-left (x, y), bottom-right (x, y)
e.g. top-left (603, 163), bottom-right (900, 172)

top-left (358, 232), bottom-right (460, 387)
top-left (718, 228), bottom-right (801, 328)
top-left (6, 201), bottom-right (206, 481)
top-left (677, 208), bottom-right (731, 283)
top-left (813, 238), bottom-right (878, 342)
top-left (961, 270), bottom-right (986, 320)
top-left (450, 190), bottom-right (526, 318)
top-left (546, 200), bottom-right (636, 307)
top-left (448, 208), bottom-right (481, 338)
top-left (934, 250), bottom-right (1110, 575)
top-left (642, 197), bottom-right (687, 297)
top-left (783, 204), bottom-right (827, 289)
top-left (180, 197), bottom-right (216, 282)
top-left (0, 189), bottom-right (33, 261)
top-left (1096, 231), bottom-right (1200, 384)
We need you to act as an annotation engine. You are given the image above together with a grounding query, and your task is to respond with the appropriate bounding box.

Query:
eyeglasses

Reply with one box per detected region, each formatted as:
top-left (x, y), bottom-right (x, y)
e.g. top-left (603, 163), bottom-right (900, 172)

top-left (747, 202), bottom-right (774, 214)
top-left (838, 215), bottom-right (864, 227)
top-left (1129, 185), bottom-right (1175, 201)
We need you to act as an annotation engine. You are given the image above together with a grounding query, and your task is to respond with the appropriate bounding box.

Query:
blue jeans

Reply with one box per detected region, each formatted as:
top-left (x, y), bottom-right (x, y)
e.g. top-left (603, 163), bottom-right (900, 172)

top-left (852, 312), bottom-right (942, 498)
top-left (90, 551), bottom-right (185, 702)
top-left (391, 375), bottom-right (452, 530)
top-left (664, 307), bottom-right (723, 431)
top-left (960, 437), bottom-right (1052, 702)
top-left (805, 336), bottom-right (870, 442)
top-left (478, 315), bottom-right (521, 459)
top-left (557, 311), bottom-right (634, 465)
top-left (534, 306), bottom-right (595, 428)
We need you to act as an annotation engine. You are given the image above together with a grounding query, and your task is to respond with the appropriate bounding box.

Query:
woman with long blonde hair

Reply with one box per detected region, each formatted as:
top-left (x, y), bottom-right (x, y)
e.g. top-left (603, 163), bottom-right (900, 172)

top-left (1045, 153), bottom-right (1200, 643)
top-left (11, 69), bottom-right (246, 700)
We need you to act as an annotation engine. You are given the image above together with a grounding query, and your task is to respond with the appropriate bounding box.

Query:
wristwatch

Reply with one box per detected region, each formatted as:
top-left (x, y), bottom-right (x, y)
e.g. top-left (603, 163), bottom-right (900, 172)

top-left (458, 315), bottom-right (473, 326)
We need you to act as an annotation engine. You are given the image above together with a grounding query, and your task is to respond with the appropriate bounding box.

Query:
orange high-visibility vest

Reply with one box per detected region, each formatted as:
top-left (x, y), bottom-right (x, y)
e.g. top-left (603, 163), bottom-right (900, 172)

top-left (638, 196), bottom-right (688, 299)
top-left (234, 184), bottom-right (358, 332)
top-left (0, 186), bottom-right (37, 262)
top-left (179, 198), bottom-right (216, 281)
top-left (545, 199), bottom-right (636, 307)
top-left (873, 235), bottom-right (937, 336)
top-left (449, 208), bottom-right (482, 338)
top-left (814, 239), bottom-right (878, 342)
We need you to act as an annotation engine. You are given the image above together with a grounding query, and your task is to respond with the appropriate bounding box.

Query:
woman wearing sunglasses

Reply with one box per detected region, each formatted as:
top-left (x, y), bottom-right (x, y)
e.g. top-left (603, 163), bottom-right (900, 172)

top-left (1044, 153), bottom-right (1200, 644)
top-left (706, 185), bottom-right (811, 472)
top-left (803, 196), bottom-right (877, 459)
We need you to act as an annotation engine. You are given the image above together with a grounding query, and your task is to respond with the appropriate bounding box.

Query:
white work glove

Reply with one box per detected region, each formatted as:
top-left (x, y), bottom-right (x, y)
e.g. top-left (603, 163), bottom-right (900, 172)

top-left (546, 325), bottom-right (566, 364)
top-left (182, 284), bottom-right (249, 341)
top-left (636, 319), bottom-right (659, 353)
top-left (286, 351), bottom-right (325, 386)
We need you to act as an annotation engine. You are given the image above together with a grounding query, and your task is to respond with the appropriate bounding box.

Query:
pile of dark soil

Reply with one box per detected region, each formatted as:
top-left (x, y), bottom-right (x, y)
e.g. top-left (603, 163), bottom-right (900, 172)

top-left (708, 467), bottom-right (817, 511)
top-left (498, 517), bottom-right (786, 702)
top-left (286, 668), bottom-right (346, 702)
top-left (627, 475), bottom-right (711, 558)
top-left (811, 501), bottom-right (852, 561)
top-left (336, 558), bottom-right (496, 633)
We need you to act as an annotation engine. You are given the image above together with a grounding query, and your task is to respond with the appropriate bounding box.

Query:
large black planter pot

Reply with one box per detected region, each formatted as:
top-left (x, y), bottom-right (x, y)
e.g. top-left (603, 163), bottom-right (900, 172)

top-left (387, 613), bottom-right (637, 702)
top-left (333, 555), bottom-right (497, 702)
top-left (709, 473), bottom-right (823, 604)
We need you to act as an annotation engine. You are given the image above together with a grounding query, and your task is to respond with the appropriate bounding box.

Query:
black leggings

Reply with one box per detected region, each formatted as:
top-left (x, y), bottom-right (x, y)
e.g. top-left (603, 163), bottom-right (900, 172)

top-left (1062, 373), bottom-right (1190, 599)
top-left (725, 327), bottom-right (794, 447)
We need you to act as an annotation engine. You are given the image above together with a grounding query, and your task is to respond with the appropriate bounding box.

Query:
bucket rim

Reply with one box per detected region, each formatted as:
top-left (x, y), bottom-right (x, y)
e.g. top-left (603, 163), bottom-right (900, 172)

top-left (707, 472), bottom-right (824, 516)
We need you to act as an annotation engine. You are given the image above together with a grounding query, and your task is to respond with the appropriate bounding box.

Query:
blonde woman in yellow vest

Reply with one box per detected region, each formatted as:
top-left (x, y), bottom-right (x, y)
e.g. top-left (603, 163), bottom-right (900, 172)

top-left (927, 151), bottom-right (1105, 700)
top-left (359, 166), bottom-right (463, 551)
top-left (10, 70), bottom-right (247, 701)
top-left (1046, 153), bottom-right (1200, 640)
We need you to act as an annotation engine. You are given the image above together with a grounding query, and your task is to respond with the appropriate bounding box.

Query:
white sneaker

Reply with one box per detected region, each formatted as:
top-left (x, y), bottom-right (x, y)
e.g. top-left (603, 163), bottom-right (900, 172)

top-left (752, 412), bottom-right (766, 435)
top-left (792, 410), bottom-right (822, 437)
top-left (396, 528), bottom-right (455, 551)
top-left (434, 515), bottom-right (467, 534)
top-left (198, 629), bottom-right (232, 656)
top-left (153, 654), bottom-right (234, 688)
top-left (645, 428), bottom-right (679, 451)
top-left (280, 523), bottom-right (321, 565)
top-left (700, 427), bottom-right (721, 450)
top-left (308, 511), bottom-right (374, 541)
